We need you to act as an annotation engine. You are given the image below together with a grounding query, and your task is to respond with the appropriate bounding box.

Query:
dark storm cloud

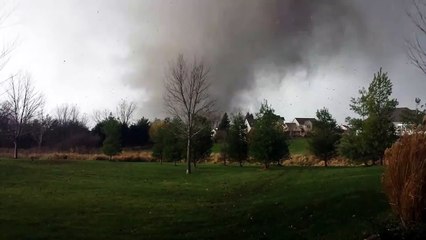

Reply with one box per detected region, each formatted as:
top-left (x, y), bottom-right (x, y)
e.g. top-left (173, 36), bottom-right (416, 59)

top-left (123, 0), bottom-right (367, 116)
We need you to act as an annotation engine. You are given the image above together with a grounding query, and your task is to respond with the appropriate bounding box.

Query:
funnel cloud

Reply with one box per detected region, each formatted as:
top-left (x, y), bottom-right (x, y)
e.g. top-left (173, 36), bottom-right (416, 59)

top-left (124, 0), bottom-right (366, 115)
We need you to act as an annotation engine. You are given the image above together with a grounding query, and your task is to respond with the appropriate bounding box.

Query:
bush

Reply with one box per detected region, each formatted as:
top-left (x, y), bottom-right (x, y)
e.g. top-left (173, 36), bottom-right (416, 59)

top-left (382, 133), bottom-right (426, 228)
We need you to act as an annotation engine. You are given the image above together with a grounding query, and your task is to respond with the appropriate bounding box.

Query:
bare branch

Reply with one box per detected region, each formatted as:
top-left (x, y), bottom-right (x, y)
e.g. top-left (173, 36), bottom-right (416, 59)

top-left (116, 99), bottom-right (136, 125)
top-left (407, 0), bottom-right (426, 74)
top-left (164, 54), bottom-right (216, 174)
top-left (6, 72), bottom-right (44, 158)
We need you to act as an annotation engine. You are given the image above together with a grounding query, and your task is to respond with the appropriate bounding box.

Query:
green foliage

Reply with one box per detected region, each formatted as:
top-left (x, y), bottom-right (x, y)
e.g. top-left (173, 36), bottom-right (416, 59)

top-left (288, 138), bottom-right (310, 155)
top-left (340, 68), bottom-right (398, 164)
top-left (218, 112), bottom-right (230, 131)
top-left (249, 101), bottom-right (289, 168)
top-left (309, 108), bottom-right (341, 166)
top-left (101, 116), bottom-right (122, 159)
top-left (225, 113), bottom-right (248, 166)
top-left (151, 118), bottom-right (184, 164)
top-left (191, 116), bottom-right (213, 163)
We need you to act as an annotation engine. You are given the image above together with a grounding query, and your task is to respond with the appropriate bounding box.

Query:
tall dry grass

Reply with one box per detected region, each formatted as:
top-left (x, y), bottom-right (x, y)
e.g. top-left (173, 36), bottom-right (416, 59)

top-left (383, 133), bottom-right (426, 228)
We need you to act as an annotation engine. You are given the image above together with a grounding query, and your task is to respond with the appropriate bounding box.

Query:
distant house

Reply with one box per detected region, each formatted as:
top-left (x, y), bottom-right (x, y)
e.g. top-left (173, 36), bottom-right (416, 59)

top-left (390, 107), bottom-right (418, 136)
top-left (293, 118), bottom-right (316, 137)
top-left (244, 113), bottom-right (255, 132)
top-left (283, 122), bottom-right (302, 137)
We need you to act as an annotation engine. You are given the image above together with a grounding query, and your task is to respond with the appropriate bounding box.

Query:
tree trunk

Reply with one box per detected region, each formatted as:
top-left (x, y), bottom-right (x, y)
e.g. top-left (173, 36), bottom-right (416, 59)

top-left (193, 159), bottom-right (197, 168)
top-left (186, 133), bottom-right (191, 174)
top-left (174, 160), bottom-right (177, 166)
top-left (13, 140), bottom-right (18, 159)
top-left (324, 159), bottom-right (328, 167)
top-left (160, 157), bottom-right (163, 165)
top-left (239, 160), bottom-right (243, 167)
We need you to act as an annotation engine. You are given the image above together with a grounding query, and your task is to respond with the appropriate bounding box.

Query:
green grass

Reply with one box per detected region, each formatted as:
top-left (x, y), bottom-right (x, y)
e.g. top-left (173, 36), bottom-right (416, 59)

top-left (0, 159), bottom-right (389, 239)
top-left (288, 137), bottom-right (310, 155)
top-left (211, 143), bottom-right (222, 153)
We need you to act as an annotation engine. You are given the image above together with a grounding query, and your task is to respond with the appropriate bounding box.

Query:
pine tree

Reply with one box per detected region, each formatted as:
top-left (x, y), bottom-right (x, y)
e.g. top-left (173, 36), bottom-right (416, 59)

top-left (309, 108), bottom-right (341, 167)
top-left (218, 112), bottom-right (230, 131)
top-left (102, 116), bottom-right (122, 160)
top-left (226, 113), bottom-right (248, 166)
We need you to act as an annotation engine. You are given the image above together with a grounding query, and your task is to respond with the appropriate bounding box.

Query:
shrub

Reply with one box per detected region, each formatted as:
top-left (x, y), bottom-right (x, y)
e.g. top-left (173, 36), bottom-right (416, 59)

top-left (382, 133), bottom-right (426, 228)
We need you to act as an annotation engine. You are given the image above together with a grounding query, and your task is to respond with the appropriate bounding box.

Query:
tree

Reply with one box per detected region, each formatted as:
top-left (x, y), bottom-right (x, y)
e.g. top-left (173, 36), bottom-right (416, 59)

top-left (340, 68), bottom-right (398, 165)
top-left (407, 0), bottom-right (426, 75)
top-left (309, 108), bottom-right (341, 167)
top-left (151, 118), bottom-right (184, 165)
top-left (249, 101), bottom-right (289, 168)
top-left (225, 113), bottom-right (248, 167)
top-left (218, 112), bottom-right (230, 131)
top-left (6, 73), bottom-right (44, 159)
top-left (127, 117), bottom-right (151, 147)
top-left (102, 116), bottom-right (122, 160)
top-left (55, 104), bottom-right (87, 126)
top-left (190, 116), bottom-right (213, 168)
top-left (116, 99), bottom-right (136, 125)
top-left (32, 109), bottom-right (53, 149)
top-left (164, 54), bottom-right (214, 174)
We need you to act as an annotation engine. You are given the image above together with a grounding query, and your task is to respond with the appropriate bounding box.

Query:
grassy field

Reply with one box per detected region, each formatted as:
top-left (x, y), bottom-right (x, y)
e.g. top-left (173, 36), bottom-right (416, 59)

top-left (288, 138), bottom-right (310, 155)
top-left (0, 159), bottom-right (389, 239)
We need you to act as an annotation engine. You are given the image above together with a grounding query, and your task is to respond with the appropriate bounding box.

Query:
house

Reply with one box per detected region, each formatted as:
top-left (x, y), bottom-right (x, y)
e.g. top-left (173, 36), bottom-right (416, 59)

top-left (293, 118), bottom-right (316, 137)
top-left (283, 122), bottom-right (302, 137)
top-left (244, 113), bottom-right (255, 132)
top-left (391, 107), bottom-right (418, 136)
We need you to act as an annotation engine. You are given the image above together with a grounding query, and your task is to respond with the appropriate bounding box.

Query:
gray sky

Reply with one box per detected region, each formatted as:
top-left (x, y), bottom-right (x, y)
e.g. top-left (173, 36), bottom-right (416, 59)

top-left (1, 0), bottom-right (425, 124)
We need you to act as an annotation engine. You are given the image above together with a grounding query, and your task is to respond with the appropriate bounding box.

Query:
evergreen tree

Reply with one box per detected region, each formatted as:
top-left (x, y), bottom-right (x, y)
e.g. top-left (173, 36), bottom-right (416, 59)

top-left (191, 116), bottom-right (213, 168)
top-left (249, 101), bottom-right (289, 168)
top-left (151, 118), bottom-right (184, 165)
top-left (218, 112), bottom-right (230, 131)
top-left (102, 116), bottom-right (122, 160)
top-left (226, 113), bottom-right (248, 166)
top-left (309, 108), bottom-right (341, 167)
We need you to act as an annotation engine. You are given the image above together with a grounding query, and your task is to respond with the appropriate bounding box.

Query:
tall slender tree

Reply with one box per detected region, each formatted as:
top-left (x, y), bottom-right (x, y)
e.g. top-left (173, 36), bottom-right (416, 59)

top-left (6, 73), bottom-right (44, 159)
top-left (226, 113), bottom-right (248, 167)
top-left (164, 54), bottom-right (215, 174)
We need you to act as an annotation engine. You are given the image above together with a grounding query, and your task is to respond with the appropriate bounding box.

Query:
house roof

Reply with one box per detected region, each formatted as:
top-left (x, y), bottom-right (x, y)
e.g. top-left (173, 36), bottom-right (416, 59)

top-left (391, 107), bottom-right (416, 123)
top-left (294, 118), bottom-right (316, 125)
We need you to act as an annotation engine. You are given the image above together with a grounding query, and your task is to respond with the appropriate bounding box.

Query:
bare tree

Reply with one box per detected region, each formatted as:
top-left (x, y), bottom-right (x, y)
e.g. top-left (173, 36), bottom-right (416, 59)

top-left (116, 99), bottom-right (136, 125)
top-left (6, 73), bottom-right (44, 158)
top-left (32, 109), bottom-right (53, 150)
top-left (92, 109), bottom-right (110, 124)
top-left (164, 54), bottom-right (215, 174)
top-left (407, 0), bottom-right (426, 74)
top-left (55, 104), bottom-right (85, 125)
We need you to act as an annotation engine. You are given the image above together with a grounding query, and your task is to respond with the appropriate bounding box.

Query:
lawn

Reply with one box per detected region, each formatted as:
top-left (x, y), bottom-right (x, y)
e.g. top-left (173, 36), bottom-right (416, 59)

top-left (288, 137), bottom-right (310, 155)
top-left (0, 159), bottom-right (389, 239)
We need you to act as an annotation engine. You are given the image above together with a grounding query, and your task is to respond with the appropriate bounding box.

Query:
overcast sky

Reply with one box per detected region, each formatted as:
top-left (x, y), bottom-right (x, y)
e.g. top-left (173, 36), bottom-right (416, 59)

top-left (1, 0), bottom-right (425, 125)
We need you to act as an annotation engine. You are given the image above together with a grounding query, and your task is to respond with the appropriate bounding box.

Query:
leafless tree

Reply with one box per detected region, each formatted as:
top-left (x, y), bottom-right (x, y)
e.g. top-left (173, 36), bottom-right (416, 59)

top-left (32, 109), bottom-right (53, 150)
top-left (55, 104), bottom-right (86, 125)
top-left (92, 109), bottom-right (111, 124)
top-left (116, 99), bottom-right (136, 125)
top-left (6, 73), bottom-right (44, 158)
top-left (164, 54), bottom-right (215, 174)
top-left (407, 0), bottom-right (426, 74)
